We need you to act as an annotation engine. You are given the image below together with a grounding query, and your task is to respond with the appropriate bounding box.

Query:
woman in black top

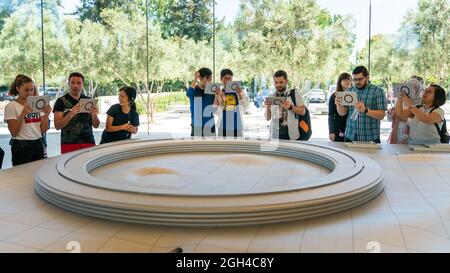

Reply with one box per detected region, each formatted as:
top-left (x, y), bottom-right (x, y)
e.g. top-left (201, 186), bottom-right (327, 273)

top-left (100, 87), bottom-right (139, 144)
top-left (328, 73), bottom-right (352, 142)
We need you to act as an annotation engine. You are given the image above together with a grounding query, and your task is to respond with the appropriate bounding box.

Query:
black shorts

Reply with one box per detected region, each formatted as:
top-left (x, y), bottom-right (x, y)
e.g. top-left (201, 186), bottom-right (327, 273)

top-left (219, 129), bottom-right (243, 138)
top-left (273, 125), bottom-right (290, 140)
top-left (0, 147), bottom-right (4, 169)
top-left (11, 139), bottom-right (45, 167)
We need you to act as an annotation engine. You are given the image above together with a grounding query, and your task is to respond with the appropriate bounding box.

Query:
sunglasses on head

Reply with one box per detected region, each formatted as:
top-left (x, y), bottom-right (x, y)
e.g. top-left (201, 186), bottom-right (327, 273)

top-left (412, 76), bottom-right (423, 82)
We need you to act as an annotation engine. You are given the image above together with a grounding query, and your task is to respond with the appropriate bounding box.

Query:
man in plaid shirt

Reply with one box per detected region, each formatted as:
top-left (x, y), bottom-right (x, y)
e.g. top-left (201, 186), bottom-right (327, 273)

top-left (335, 66), bottom-right (387, 143)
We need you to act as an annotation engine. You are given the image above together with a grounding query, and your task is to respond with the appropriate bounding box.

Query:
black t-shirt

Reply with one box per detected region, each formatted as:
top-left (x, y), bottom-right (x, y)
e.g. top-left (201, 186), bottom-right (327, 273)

top-left (101, 104), bottom-right (140, 143)
top-left (328, 93), bottom-right (348, 134)
top-left (53, 93), bottom-right (95, 145)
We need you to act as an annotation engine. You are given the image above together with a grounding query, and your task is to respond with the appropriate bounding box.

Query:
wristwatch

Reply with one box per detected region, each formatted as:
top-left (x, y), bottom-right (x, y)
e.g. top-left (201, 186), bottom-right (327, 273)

top-left (289, 105), bottom-right (293, 111)
top-left (364, 108), bottom-right (369, 114)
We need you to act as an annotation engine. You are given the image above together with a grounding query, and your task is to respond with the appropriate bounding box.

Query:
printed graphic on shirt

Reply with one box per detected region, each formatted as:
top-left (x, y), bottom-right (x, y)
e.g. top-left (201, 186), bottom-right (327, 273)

top-left (53, 94), bottom-right (95, 144)
top-left (224, 94), bottom-right (237, 111)
top-left (275, 92), bottom-right (289, 126)
top-left (24, 112), bottom-right (42, 124)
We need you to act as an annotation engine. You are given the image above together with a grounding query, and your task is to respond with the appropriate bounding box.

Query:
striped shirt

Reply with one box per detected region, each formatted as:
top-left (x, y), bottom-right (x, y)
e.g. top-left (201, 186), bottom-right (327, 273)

top-left (345, 82), bottom-right (387, 141)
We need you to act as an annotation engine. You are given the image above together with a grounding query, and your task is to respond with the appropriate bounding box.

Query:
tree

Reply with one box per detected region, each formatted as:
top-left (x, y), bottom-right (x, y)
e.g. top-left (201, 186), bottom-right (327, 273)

top-left (402, 0), bottom-right (449, 84)
top-left (99, 8), bottom-right (193, 126)
top-left (357, 34), bottom-right (413, 89)
top-left (235, 0), bottom-right (354, 89)
top-left (0, 3), bottom-right (44, 85)
top-left (0, 0), bottom-right (65, 87)
top-left (354, 0), bottom-right (449, 90)
top-left (57, 17), bottom-right (114, 97)
top-left (73, 0), bottom-right (145, 24)
top-left (74, 0), bottom-right (217, 42)
top-left (0, 1), bottom-right (14, 30)
top-left (155, 0), bottom-right (216, 42)
top-left (0, 0), bottom-right (62, 30)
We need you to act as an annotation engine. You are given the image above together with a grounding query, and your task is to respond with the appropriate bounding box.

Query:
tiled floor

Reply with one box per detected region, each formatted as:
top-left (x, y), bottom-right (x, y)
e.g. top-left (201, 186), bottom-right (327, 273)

top-left (0, 140), bottom-right (449, 253)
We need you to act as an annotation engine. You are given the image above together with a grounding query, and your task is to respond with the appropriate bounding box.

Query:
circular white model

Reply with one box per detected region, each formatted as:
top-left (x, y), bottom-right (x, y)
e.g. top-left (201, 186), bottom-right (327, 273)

top-left (35, 139), bottom-right (384, 227)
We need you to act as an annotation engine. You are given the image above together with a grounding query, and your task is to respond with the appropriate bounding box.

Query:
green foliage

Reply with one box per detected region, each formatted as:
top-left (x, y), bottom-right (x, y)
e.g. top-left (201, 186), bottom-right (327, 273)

top-left (135, 92), bottom-right (189, 114)
top-left (358, 34), bottom-right (413, 89)
top-left (403, 0), bottom-right (449, 84)
top-left (1, 0), bottom-right (61, 29)
top-left (359, 0), bottom-right (449, 89)
top-left (135, 99), bottom-right (146, 115)
top-left (0, 0), bottom-right (447, 96)
top-left (74, 0), bottom-right (216, 42)
top-left (234, 0), bottom-right (355, 88)
top-left (73, 0), bottom-right (145, 24)
top-left (153, 92), bottom-right (189, 112)
top-left (153, 0), bottom-right (216, 42)
top-left (0, 4), bottom-right (43, 84)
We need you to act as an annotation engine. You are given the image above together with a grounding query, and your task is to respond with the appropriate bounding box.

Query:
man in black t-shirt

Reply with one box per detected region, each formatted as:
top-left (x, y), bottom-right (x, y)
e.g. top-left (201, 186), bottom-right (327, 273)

top-left (53, 72), bottom-right (100, 154)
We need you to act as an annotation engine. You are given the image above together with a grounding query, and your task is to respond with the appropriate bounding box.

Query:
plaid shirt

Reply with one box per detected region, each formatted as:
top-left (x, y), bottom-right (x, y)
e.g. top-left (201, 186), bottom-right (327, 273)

top-left (345, 82), bottom-right (387, 141)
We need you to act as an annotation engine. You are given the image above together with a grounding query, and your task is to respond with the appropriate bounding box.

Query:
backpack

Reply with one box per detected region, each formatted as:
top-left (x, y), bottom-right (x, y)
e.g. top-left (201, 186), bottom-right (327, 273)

top-left (430, 107), bottom-right (450, 144)
top-left (290, 89), bottom-right (312, 141)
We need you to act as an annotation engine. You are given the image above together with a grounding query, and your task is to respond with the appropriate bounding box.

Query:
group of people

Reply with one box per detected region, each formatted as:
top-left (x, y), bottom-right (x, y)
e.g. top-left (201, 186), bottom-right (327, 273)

top-left (1, 72), bottom-right (140, 168)
top-left (328, 66), bottom-right (448, 145)
top-left (186, 68), bottom-right (247, 138)
top-left (0, 66), bottom-right (447, 169)
top-left (189, 65), bottom-right (448, 146)
top-left (187, 68), bottom-right (313, 140)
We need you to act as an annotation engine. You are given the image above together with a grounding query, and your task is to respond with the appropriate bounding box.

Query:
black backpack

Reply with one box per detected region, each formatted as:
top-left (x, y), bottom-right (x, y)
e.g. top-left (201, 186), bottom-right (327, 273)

top-left (430, 107), bottom-right (450, 144)
top-left (290, 89), bottom-right (312, 141)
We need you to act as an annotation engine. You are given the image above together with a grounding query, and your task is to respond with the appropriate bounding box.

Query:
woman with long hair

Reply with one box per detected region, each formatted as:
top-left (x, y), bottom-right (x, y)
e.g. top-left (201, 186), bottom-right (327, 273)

top-left (328, 72), bottom-right (352, 142)
top-left (100, 86), bottom-right (140, 144)
top-left (4, 75), bottom-right (52, 166)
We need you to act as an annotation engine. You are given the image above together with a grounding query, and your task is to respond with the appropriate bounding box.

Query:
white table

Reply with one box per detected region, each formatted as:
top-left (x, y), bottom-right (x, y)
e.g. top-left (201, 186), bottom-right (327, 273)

top-left (0, 140), bottom-right (449, 253)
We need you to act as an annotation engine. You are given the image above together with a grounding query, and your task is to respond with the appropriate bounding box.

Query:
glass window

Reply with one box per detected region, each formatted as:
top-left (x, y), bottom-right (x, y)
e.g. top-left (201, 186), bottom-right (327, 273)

top-left (0, 0), bottom-right (447, 142)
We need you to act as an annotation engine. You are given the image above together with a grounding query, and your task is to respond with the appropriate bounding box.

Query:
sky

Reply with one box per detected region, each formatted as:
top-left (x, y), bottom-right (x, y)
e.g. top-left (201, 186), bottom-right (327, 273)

top-left (61, 0), bottom-right (420, 52)
top-left (315, 0), bottom-right (419, 51)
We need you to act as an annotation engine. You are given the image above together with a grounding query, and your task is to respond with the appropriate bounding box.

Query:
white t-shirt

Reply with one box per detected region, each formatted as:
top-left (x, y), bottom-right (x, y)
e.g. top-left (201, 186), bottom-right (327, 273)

top-left (408, 106), bottom-right (445, 144)
top-left (4, 101), bottom-right (43, 140)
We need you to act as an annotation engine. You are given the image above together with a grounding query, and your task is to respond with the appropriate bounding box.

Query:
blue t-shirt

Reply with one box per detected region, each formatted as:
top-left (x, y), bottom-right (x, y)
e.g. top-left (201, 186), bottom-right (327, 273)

top-left (186, 86), bottom-right (216, 129)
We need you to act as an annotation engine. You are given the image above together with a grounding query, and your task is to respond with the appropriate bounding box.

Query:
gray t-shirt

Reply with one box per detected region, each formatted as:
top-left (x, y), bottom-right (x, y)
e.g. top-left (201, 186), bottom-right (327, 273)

top-left (408, 106), bottom-right (445, 144)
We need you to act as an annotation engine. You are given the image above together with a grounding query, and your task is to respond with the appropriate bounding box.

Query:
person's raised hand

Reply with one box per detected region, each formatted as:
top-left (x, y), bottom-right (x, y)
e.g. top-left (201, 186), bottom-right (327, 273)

top-left (329, 133), bottom-right (336, 142)
top-left (335, 96), bottom-right (342, 107)
top-left (89, 105), bottom-right (98, 116)
top-left (43, 105), bottom-right (52, 116)
top-left (356, 101), bottom-right (366, 113)
top-left (21, 104), bottom-right (33, 116)
top-left (70, 104), bottom-right (81, 117)
top-left (281, 100), bottom-right (292, 110)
